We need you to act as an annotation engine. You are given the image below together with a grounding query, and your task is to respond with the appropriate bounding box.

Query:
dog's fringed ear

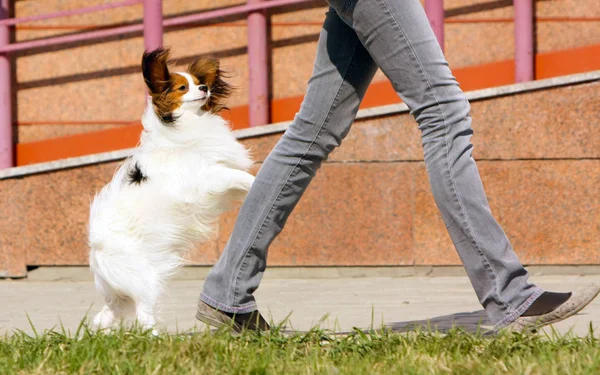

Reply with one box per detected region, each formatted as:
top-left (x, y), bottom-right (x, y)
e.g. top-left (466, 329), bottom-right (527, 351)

top-left (142, 48), bottom-right (171, 94)
top-left (188, 57), bottom-right (234, 113)
top-left (188, 57), bottom-right (219, 87)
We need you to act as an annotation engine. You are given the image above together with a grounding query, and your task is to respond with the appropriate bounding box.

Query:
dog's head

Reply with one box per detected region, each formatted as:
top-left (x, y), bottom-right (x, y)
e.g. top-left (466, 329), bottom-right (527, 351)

top-left (142, 47), bottom-right (232, 124)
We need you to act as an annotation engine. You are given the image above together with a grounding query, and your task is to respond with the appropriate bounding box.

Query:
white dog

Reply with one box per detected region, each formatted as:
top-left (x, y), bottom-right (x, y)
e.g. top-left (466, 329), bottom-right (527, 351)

top-left (88, 48), bottom-right (254, 333)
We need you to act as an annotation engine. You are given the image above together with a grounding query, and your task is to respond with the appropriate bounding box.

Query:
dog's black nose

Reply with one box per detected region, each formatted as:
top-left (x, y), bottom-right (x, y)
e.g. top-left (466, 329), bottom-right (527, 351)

top-left (199, 85), bottom-right (208, 92)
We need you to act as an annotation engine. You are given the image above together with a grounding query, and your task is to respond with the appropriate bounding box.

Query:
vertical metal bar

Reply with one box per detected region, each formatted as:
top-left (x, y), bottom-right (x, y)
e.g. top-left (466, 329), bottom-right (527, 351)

top-left (0, 0), bottom-right (12, 169)
top-left (425, 0), bottom-right (444, 52)
top-left (143, 0), bottom-right (163, 51)
top-left (514, 0), bottom-right (534, 82)
top-left (247, 0), bottom-right (269, 127)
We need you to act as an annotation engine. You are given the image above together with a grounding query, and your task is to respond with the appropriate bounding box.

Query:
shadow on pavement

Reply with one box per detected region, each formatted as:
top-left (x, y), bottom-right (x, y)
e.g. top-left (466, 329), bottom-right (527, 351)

top-left (188, 310), bottom-right (497, 336)
top-left (385, 309), bottom-right (495, 335)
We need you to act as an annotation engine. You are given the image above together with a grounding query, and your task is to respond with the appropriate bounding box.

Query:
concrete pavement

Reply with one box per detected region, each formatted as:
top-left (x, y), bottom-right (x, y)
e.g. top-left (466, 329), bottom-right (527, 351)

top-left (1, 274), bottom-right (599, 336)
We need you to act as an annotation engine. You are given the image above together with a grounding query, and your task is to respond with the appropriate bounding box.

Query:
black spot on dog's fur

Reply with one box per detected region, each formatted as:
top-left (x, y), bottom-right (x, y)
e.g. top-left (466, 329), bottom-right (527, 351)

top-left (127, 162), bottom-right (148, 185)
top-left (159, 112), bottom-right (178, 125)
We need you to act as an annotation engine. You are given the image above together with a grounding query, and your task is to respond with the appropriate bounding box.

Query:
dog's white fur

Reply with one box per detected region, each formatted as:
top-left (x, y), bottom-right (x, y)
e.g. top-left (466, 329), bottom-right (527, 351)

top-left (88, 72), bottom-right (253, 333)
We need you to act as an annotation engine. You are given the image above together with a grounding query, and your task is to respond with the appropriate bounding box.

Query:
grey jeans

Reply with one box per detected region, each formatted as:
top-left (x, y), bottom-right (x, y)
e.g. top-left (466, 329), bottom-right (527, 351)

top-left (201, 0), bottom-right (543, 328)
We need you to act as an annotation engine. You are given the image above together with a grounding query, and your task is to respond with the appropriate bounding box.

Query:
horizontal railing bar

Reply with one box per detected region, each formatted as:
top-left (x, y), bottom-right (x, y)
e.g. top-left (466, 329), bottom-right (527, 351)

top-left (0, 0), bottom-right (314, 53)
top-left (0, 0), bottom-right (142, 27)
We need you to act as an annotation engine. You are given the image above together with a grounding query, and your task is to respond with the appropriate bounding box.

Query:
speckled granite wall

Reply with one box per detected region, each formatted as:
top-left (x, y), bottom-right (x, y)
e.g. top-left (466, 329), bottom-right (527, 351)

top-left (13, 0), bottom-right (600, 142)
top-left (1, 81), bottom-right (598, 277)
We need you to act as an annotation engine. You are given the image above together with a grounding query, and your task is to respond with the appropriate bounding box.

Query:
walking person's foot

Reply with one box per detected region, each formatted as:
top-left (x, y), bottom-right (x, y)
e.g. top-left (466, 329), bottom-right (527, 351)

top-left (196, 300), bottom-right (270, 333)
top-left (502, 283), bottom-right (600, 333)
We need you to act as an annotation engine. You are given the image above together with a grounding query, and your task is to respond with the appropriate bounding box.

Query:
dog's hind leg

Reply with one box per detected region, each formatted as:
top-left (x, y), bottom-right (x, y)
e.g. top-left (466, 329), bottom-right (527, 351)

top-left (91, 274), bottom-right (131, 330)
top-left (136, 308), bottom-right (158, 335)
top-left (92, 297), bottom-right (130, 330)
top-left (134, 285), bottom-right (160, 335)
top-left (92, 304), bottom-right (118, 330)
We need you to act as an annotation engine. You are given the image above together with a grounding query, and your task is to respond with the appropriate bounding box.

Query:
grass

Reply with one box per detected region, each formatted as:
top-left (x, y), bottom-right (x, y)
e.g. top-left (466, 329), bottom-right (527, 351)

top-left (1, 321), bottom-right (599, 374)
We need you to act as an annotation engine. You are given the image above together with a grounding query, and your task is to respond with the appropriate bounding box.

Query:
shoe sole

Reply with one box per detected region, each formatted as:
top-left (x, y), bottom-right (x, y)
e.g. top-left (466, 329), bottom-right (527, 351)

top-left (509, 283), bottom-right (600, 333)
top-left (195, 309), bottom-right (242, 332)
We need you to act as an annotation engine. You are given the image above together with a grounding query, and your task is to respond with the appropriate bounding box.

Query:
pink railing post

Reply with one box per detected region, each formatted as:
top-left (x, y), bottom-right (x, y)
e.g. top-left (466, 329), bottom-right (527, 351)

top-left (0, 0), bottom-right (12, 169)
top-left (143, 0), bottom-right (163, 51)
top-left (425, 0), bottom-right (444, 52)
top-left (514, 0), bottom-right (534, 82)
top-left (247, 0), bottom-right (269, 127)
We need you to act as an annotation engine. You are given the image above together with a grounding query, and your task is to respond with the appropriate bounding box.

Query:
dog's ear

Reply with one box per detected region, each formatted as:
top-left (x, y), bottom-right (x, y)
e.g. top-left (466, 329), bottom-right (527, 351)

top-left (188, 56), bottom-right (219, 87)
top-left (142, 47), bottom-right (171, 94)
top-left (188, 57), bottom-right (234, 113)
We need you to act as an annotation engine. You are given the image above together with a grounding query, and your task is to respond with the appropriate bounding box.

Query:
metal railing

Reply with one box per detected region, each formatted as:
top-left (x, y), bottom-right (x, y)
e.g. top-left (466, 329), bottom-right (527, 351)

top-left (0, 0), bottom-right (538, 170)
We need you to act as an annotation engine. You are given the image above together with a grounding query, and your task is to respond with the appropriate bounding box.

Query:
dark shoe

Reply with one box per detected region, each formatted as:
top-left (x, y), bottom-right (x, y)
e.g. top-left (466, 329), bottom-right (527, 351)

top-left (195, 300), bottom-right (270, 332)
top-left (503, 282), bottom-right (600, 333)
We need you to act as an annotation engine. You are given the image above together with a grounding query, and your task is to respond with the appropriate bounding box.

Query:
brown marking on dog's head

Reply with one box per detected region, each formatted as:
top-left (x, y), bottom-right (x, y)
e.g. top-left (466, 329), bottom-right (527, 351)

top-left (187, 57), bottom-right (233, 113)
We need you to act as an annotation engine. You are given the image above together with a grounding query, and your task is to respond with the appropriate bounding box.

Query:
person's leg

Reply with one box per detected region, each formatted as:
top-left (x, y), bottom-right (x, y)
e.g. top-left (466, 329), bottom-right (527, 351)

top-left (200, 9), bottom-right (378, 314)
top-left (325, 0), bottom-right (542, 329)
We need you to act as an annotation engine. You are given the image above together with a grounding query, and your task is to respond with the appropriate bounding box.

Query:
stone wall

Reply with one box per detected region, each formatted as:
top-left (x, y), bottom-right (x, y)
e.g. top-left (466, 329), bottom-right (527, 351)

top-left (1, 79), bottom-right (598, 277)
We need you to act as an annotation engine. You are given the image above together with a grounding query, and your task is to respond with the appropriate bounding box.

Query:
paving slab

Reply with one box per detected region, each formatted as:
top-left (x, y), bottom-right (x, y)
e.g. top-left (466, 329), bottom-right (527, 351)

top-left (1, 275), bottom-right (599, 336)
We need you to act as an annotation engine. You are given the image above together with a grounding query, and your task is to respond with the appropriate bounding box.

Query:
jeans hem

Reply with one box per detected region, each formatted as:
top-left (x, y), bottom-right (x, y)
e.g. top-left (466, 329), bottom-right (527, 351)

top-left (493, 287), bottom-right (544, 330)
top-left (199, 292), bottom-right (258, 314)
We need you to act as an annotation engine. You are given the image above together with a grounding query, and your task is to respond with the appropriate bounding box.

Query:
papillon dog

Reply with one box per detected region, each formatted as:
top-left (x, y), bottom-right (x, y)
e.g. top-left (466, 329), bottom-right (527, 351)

top-left (88, 48), bottom-right (254, 333)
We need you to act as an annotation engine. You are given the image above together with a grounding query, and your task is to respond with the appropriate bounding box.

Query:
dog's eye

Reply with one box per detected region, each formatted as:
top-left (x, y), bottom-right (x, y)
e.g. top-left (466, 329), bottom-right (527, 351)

top-left (178, 85), bottom-right (187, 91)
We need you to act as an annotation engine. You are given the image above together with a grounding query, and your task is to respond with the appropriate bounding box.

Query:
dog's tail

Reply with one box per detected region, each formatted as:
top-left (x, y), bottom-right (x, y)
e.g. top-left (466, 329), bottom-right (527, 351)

top-left (89, 243), bottom-right (183, 306)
